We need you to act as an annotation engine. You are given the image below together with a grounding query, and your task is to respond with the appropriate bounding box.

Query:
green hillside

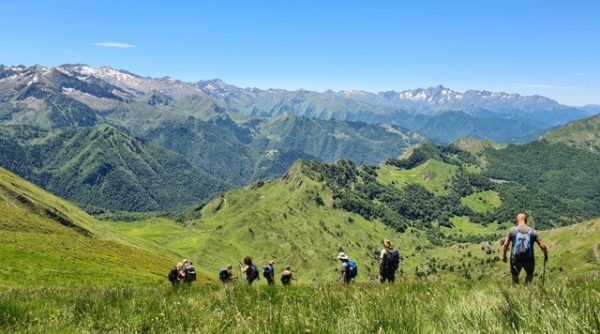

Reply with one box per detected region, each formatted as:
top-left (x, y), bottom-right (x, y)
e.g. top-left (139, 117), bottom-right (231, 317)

top-left (0, 167), bottom-right (202, 287)
top-left (460, 190), bottom-right (502, 213)
top-left (0, 124), bottom-right (227, 211)
top-left (142, 113), bottom-right (424, 186)
top-left (377, 159), bottom-right (457, 195)
top-left (482, 140), bottom-right (600, 215)
top-left (103, 164), bottom-right (414, 282)
top-left (100, 153), bottom-right (599, 282)
top-left (542, 113), bottom-right (600, 153)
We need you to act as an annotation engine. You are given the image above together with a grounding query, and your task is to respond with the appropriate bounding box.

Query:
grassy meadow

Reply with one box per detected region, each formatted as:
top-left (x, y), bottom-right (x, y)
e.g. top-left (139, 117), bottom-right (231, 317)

top-left (1, 280), bottom-right (598, 333)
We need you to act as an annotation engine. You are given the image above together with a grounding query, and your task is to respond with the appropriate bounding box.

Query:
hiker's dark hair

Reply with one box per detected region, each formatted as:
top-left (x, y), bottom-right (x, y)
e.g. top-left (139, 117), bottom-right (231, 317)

top-left (243, 256), bottom-right (253, 265)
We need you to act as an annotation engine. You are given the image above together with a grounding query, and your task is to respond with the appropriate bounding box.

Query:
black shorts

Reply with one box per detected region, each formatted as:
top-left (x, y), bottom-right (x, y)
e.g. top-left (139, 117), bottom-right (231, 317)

top-left (380, 270), bottom-right (395, 282)
top-left (510, 257), bottom-right (535, 276)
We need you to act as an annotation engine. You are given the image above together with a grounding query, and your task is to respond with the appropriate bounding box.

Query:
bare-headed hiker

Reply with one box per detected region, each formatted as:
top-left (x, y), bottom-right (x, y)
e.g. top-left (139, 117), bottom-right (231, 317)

top-left (502, 212), bottom-right (549, 285)
top-left (281, 265), bottom-right (294, 285)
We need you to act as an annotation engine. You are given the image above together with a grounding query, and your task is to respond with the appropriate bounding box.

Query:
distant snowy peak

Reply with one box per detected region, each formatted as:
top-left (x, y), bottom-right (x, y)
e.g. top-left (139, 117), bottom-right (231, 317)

top-left (59, 64), bottom-right (205, 98)
top-left (376, 85), bottom-right (559, 106)
top-left (389, 85), bottom-right (463, 103)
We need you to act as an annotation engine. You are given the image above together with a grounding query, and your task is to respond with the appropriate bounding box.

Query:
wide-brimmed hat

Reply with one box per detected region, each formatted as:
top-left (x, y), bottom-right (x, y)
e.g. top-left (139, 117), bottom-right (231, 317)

top-left (337, 252), bottom-right (349, 260)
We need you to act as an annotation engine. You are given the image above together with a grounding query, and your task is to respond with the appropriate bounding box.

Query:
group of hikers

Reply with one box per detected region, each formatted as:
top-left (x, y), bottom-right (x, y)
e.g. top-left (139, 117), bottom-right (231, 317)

top-left (168, 213), bottom-right (549, 286)
top-left (215, 258), bottom-right (295, 285)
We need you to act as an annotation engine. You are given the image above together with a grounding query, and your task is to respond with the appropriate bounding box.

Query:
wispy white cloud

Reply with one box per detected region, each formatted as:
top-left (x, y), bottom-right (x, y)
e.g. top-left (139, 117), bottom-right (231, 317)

top-left (92, 42), bottom-right (136, 48)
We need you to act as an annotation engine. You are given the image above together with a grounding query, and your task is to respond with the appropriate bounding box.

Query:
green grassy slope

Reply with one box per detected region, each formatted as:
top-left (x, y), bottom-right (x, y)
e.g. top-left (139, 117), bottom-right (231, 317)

top-left (2, 280), bottom-right (599, 333)
top-left (377, 159), bottom-right (457, 195)
top-left (103, 156), bottom-right (599, 283)
top-left (542, 113), bottom-right (600, 153)
top-left (460, 190), bottom-right (501, 213)
top-left (104, 165), bottom-right (419, 283)
top-left (405, 218), bottom-right (600, 281)
top-left (0, 167), bottom-right (206, 287)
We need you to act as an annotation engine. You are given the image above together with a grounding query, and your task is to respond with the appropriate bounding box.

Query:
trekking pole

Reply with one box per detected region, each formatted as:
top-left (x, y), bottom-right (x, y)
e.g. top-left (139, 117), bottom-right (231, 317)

top-left (541, 253), bottom-right (548, 288)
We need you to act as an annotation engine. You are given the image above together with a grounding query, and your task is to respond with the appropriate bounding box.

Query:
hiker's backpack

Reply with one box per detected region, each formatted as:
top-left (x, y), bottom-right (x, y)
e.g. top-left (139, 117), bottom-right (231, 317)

top-left (263, 266), bottom-right (273, 279)
top-left (249, 265), bottom-right (260, 282)
top-left (512, 230), bottom-right (533, 260)
top-left (184, 266), bottom-right (197, 283)
top-left (385, 249), bottom-right (400, 271)
top-left (281, 273), bottom-right (292, 285)
top-left (346, 260), bottom-right (358, 279)
top-left (219, 269), bottom-right (230, 282)
top-left (168, 267), bottom-right (178, 283)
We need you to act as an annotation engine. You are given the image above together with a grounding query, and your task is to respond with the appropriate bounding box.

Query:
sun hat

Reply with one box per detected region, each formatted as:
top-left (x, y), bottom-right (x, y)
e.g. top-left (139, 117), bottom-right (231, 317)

top-left (337, 252), bottom-right (349, 260)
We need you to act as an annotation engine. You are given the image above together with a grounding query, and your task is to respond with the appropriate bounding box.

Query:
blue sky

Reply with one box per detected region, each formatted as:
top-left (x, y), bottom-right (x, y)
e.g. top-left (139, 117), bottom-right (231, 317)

top-left (1, 0), bottom-right (599, 105)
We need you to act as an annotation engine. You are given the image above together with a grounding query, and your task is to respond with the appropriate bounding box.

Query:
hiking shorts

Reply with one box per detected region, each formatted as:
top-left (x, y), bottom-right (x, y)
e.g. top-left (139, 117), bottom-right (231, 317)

top-left (510, 258), bottom-right (535, 277)
top-left (380, 270), bottom-right (395, 283)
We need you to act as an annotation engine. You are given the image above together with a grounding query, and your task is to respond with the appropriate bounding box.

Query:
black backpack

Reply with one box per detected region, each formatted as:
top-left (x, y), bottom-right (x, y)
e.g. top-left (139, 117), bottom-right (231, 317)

top-left (249, 265), bottom-right (260, 282)
top-left (168, 267), bottom-right (178, 283)
top-left (219, 269), bottom-right (230, 282)
top-left (385, 249), bottom-right (400, 271)
top-left (281, 273), bottom-right (292, 285)
top-left (184, 266), bottom-right (197, 283)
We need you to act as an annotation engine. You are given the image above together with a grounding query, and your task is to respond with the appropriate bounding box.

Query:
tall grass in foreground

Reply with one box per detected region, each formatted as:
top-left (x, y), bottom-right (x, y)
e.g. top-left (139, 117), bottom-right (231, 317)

top-left (0, 280), bottom-right (598, 333)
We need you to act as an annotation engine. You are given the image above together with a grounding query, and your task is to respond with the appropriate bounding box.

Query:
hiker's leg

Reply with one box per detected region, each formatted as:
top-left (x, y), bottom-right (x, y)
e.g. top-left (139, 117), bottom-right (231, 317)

top-left (524, 260), bottom-right (535, 285)
top-left (510, 259), bottom-right (521, 284)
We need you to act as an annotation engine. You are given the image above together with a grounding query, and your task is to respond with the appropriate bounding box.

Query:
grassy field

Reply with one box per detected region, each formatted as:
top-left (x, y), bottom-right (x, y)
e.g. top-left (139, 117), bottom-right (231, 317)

top-left (1, 280), bottom-right (598, 333)
top-left (460, 190), bottom-right (502, 213)
top-left (377, 159), bottom-right (457, 195)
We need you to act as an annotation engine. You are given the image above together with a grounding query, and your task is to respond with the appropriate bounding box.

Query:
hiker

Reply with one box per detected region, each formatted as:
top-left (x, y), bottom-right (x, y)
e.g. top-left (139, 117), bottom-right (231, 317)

top-left (181, 259), bottom-right (197, 284)
top-left (379, 239), bottom-right (400, 283)
top-left (176, 262), bottom-right (186, 284)
top-left (219, 265), bottom-right (235, 284)
top-left (263, 260), bottom-right (276, 285)
top-left (501, 213), bottom-right (549, 285)
top-left (168, 265), bottom-right (179, 285)
top-left (281, 265), bottom-right (294, 285)
top-left (337, 252), bottom-right (358, 284)
top-left (239, 256), bottom-right (260, 284)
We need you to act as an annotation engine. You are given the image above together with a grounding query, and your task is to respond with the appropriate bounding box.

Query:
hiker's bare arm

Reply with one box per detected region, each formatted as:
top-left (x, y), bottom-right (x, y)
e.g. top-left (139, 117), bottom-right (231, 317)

top-left (501, 236), bottom-right (510, 262)
top-left (537, 240), bottom-right (548, 254)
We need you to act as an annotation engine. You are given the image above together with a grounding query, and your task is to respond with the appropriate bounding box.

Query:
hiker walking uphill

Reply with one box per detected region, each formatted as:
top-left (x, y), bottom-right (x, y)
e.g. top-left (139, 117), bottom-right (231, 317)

top-left (502, 213), bottom-right (549, 285)
top-left (379, 239), bottom-right (400, 283)
top-left (219, 265), bottom-right (235, 284)
top-left (281, 265), bottom-right (294, 285)
top-left (239, 256), bottom-right (260, 284)
top-left (337, 252), bottom-right (358, 284)
top-left (263, 260), bottom-right (275, 285)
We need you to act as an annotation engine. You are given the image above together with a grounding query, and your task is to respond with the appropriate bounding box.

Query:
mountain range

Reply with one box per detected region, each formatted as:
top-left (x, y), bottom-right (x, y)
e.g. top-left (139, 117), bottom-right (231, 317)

top-left (0, 64), bottom-right (598, 212)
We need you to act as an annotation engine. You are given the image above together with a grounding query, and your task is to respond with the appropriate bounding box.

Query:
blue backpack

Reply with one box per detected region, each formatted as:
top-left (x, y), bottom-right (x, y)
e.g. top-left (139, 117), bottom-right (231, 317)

top-left (512, 230), bottom-right (533, 260)
top-left (346, 260), bottom-right (358, 279)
